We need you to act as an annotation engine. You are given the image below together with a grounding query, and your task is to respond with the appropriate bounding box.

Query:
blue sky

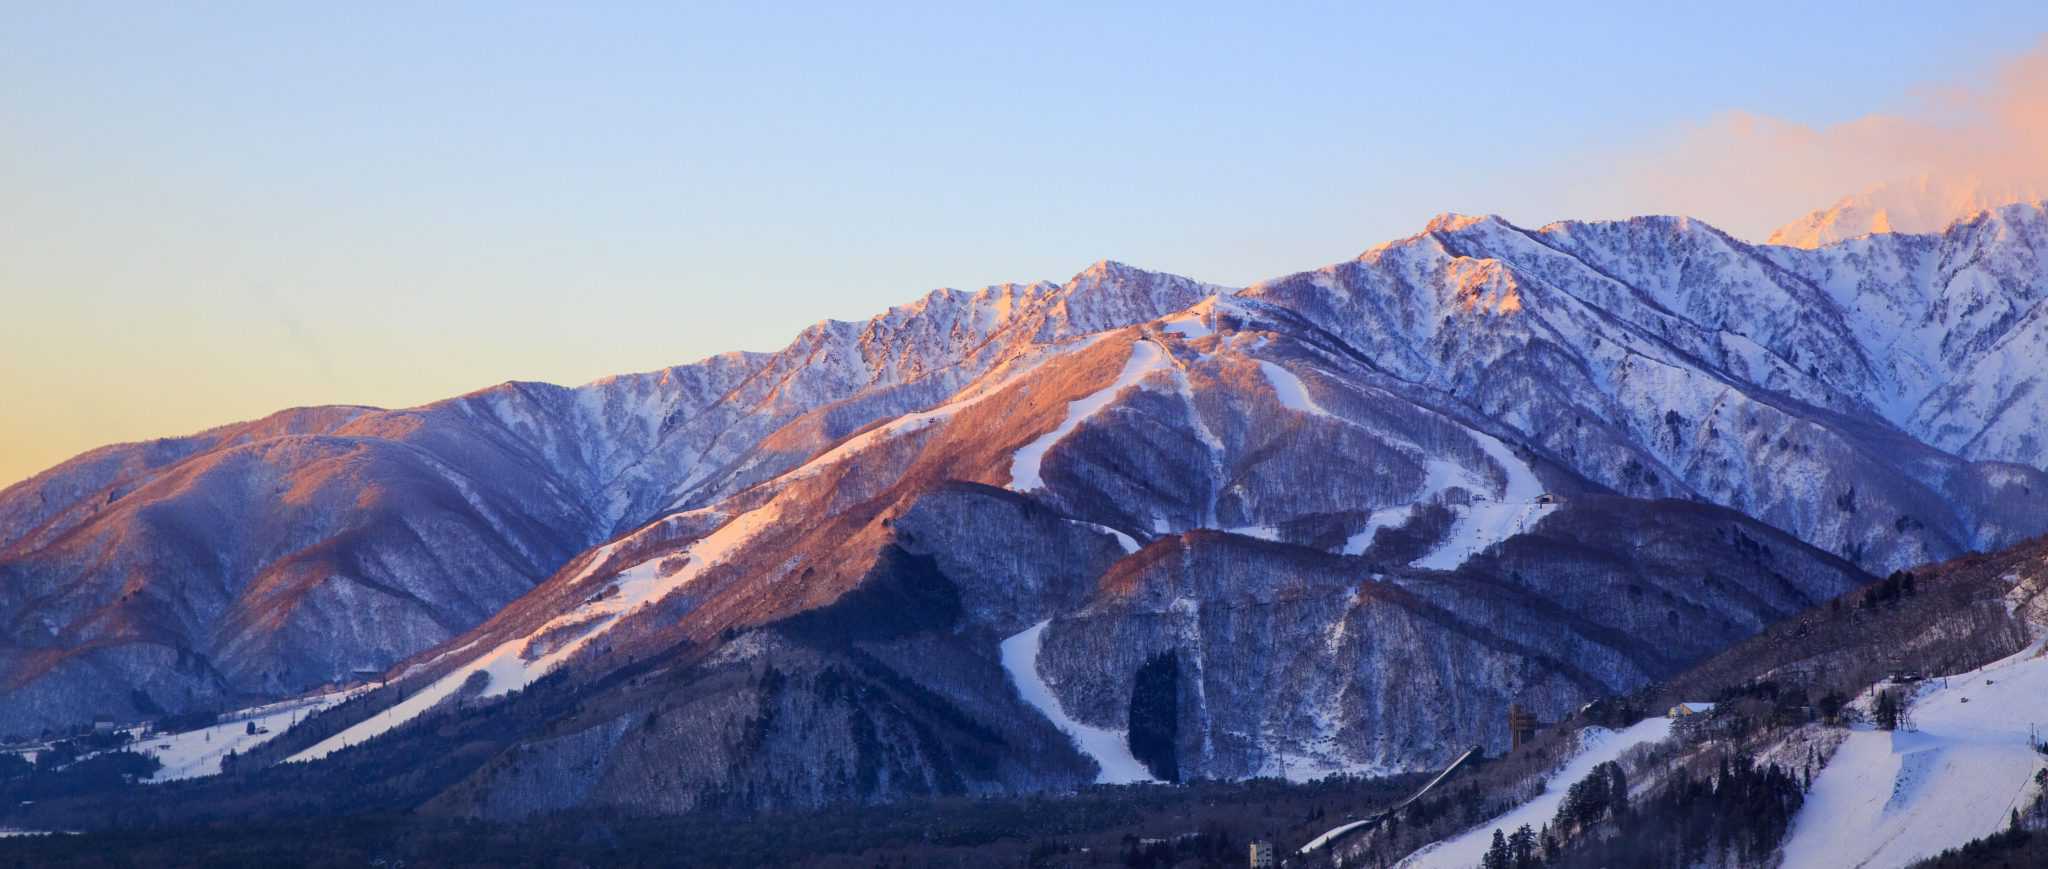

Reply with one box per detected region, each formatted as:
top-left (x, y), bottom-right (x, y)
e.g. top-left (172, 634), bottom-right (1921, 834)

top-left (5, 2), bottom-right (2047, 483)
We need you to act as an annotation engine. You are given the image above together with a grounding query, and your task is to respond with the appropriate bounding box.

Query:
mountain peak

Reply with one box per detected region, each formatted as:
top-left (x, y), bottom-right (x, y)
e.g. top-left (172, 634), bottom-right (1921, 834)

top-left (1423, 212), bottom-right (1499, 234)
top-left (1768, 176), bottom-right (2044, 248)
top-left (1068, 259), bottom-right (1154, 285)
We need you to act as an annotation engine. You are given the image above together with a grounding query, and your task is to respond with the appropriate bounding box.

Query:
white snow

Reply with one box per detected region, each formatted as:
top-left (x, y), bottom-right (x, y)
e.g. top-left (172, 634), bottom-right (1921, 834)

top-left (1333, 425), bottom-right (1549, 562)
top-left (1410, 429), bottom-right (1557, 571)
top-left (1160, 309), bottom-right (1213, 339)
top-left (1258, 360), bottom-right (1331, 417)
top-left (1779, 639), bottom-right (2048, 869)
top-left (1008, 339), bottom-right (1170, 491)
top-left (1069, 520), bottom-right (1141, 554)
top-left (998, 620), bottom-right (1158, 785)
top-left (138, 688), bottom-right (365, 782)
top-left (290, 502), bottom-right (785, 763)
top-left (1397, 717), bottom-right (1673, 869)
top-left (1302, 818), bottom-right (1378, 853)
top-left (1343, 506), bottom-right (1415, 556)
top-left (1261, 745), bottom-right (1394, 785)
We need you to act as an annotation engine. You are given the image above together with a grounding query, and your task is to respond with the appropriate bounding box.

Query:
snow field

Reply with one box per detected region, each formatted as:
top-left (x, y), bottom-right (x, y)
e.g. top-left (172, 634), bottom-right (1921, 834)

top-left (1778, 638), bottom-right (2048, 869)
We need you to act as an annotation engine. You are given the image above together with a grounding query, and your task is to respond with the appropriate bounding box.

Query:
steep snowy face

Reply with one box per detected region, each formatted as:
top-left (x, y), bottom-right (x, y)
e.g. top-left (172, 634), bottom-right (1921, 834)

top-left (1244, 213), bottom-right (2046, 569)
top-left (580, 263), bottom-right (1223, 525)
top-left (1771, 201), bottom-right (2048, 467)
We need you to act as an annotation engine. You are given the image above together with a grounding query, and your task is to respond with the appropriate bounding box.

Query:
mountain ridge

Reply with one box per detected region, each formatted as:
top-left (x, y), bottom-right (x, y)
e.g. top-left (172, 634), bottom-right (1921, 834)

top-left (2, 204), bottom-right (2044, 804)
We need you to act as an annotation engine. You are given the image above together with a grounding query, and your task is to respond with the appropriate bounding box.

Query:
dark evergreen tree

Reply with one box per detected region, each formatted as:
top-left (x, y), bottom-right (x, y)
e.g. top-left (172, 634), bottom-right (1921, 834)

top-left (1482, 828), bottom-right (1512, 869)
top-left (1126, 651), bottom-right (1180, 782)
top-left (1606, 762), bottom-right (1629, 819)
top-left (1543, 755), bottom-right (1804, 868)
top-left (1818, 690), bottom-right (1847, 724)
top-left (1875, 690), bottom-right (1900, 731)
top-left (1508, 824), bottom-right (1538, 869)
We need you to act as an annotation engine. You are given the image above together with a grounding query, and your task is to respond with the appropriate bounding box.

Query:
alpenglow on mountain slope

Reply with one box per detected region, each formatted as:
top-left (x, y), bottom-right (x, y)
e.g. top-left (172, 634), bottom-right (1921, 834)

top-left (3, 204), bottom-right (2047, 815)
top-left (1767, 176), bottom-right (2045, 248)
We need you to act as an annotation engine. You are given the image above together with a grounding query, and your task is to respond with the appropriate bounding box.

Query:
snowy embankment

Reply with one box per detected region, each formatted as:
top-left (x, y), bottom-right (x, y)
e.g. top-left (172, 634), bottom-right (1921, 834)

top-left (1779, 638), bottom-right (2048, 869)
top-left (1397, 717), bottom-right (1673, 869)
top-left (999, 620), bottom-right (1157, 785)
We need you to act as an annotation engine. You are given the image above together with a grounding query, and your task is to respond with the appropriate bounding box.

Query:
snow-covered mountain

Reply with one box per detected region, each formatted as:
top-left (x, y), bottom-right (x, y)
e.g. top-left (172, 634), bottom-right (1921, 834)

top-left (0, 266), bottom-right (1222, 736)
top-left (1767, 176), bottom-right (2043, 248)
top-left (3, 203), bottom-right (2046, 818)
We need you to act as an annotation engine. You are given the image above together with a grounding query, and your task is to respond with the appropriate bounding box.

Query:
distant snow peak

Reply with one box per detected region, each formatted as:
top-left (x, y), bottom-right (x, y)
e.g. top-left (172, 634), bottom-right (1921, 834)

top-left (1768, 176), bottom-right (2045, 248)
top-left (1424, 212), bottom-right (1497, 234)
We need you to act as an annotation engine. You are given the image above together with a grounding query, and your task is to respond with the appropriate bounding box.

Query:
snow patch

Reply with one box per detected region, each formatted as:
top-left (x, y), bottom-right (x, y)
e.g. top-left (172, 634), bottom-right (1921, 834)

top-left (1068, 519), bottom-right (1140, 554)
top-left (1258, 361), bottom-right (1331, 417)
top-left (1343, 506), bottom-right (1415, 556)
top-left (1160, 308), bottom-right (1213, 339)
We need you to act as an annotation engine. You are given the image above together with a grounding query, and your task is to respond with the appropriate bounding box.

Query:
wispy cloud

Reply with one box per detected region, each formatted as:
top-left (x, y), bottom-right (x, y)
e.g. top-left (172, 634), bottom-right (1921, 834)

top-left (1561, 38), bottom-right (2048, 240)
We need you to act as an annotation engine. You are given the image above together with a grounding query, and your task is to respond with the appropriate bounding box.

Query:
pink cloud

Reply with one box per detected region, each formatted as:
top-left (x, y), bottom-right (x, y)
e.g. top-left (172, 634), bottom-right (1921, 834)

top-left (1572, 38), bottom-right (2048, 241)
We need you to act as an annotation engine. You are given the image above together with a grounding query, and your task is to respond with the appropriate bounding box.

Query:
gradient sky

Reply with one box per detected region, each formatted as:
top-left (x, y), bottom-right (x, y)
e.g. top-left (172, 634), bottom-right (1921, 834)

top-left (6, 3), bottom-right (2048, 486)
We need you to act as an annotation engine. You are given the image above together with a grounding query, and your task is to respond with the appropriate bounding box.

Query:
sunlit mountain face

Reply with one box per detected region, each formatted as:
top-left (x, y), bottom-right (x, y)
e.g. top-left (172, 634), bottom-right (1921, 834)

top-left (2, 198), bottom-right (2048, 869)
top-left (1768, 176), bottom-right (2045, 248)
